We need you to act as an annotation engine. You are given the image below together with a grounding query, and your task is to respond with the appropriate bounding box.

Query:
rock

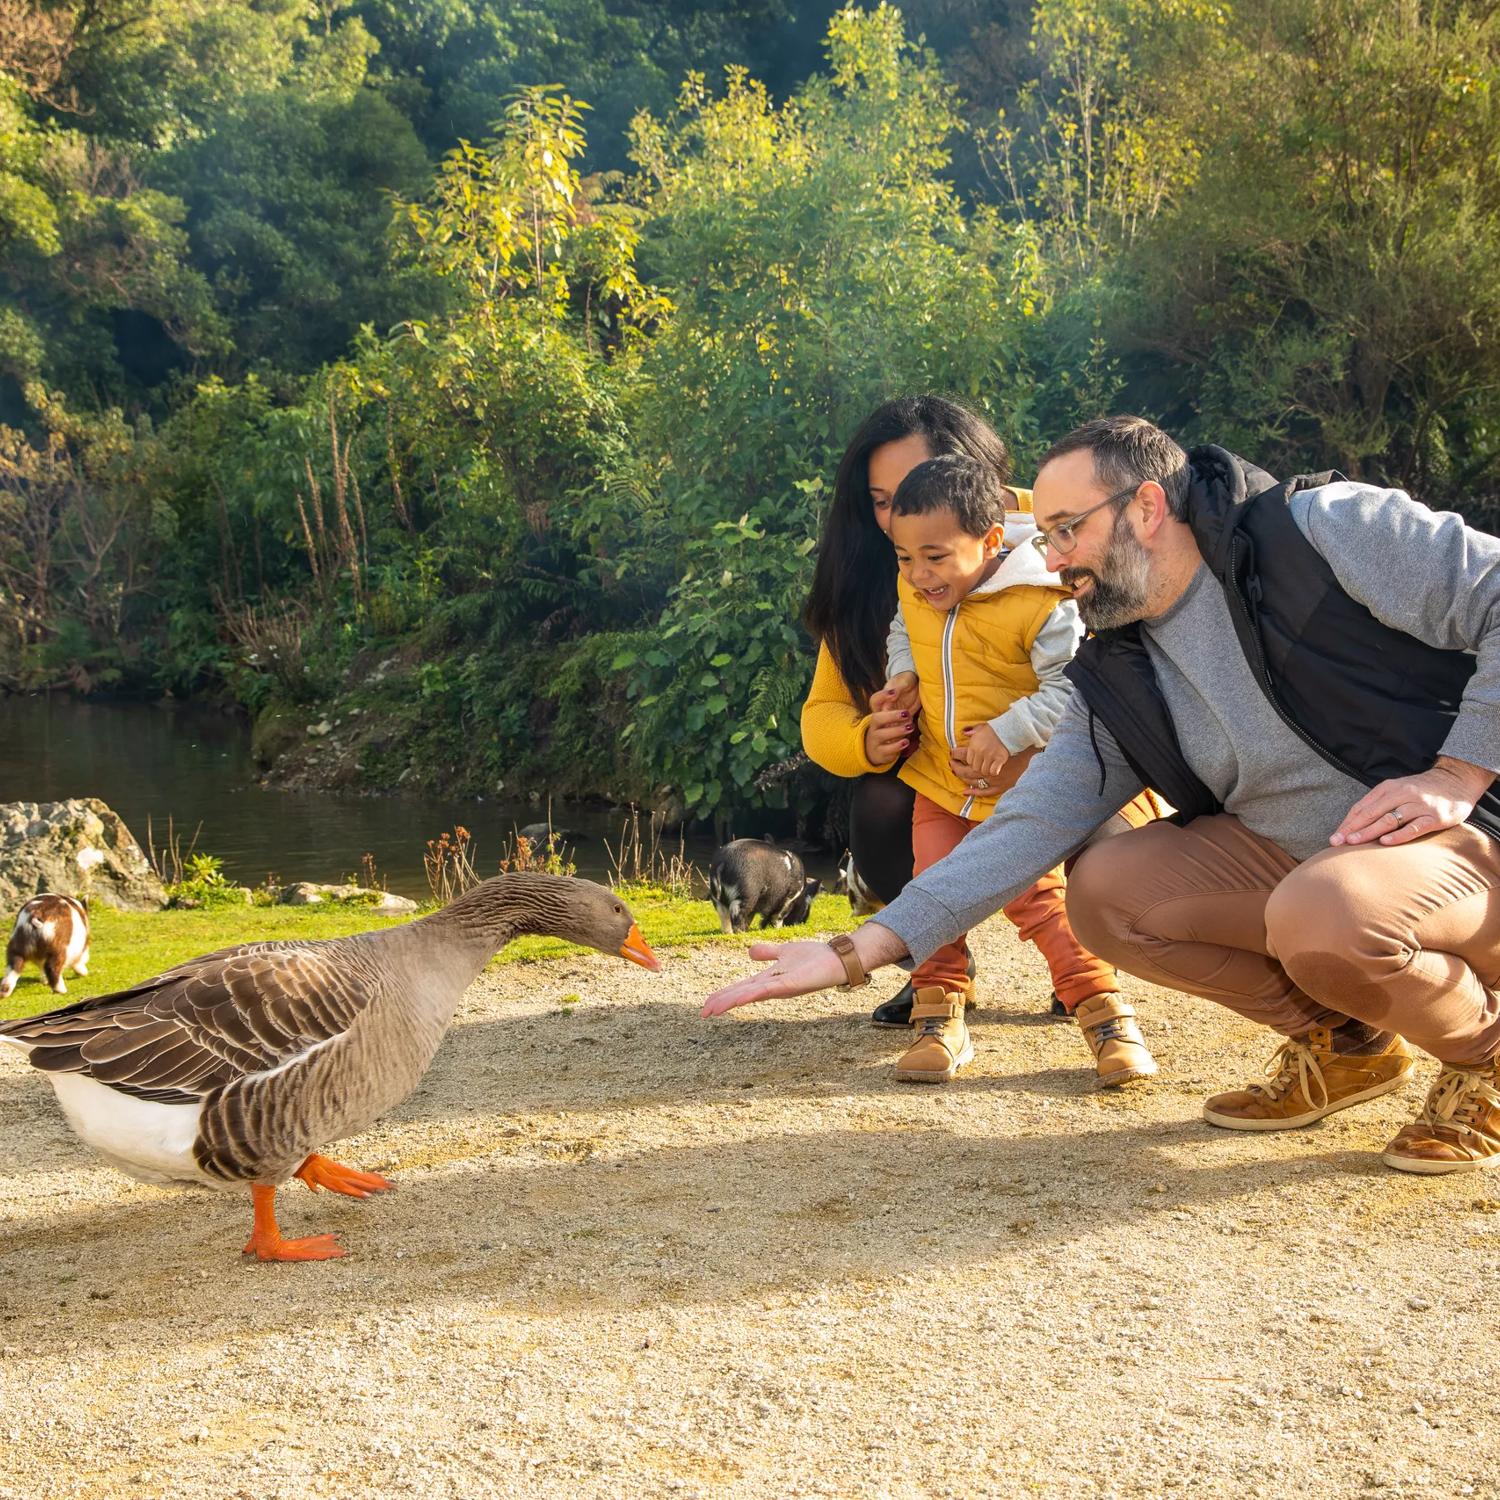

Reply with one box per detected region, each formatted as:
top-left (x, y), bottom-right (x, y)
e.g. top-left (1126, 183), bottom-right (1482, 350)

top-left (0, 799), bottom-right (164, 911)
top-left (517, 823), bottom-right (579, 846)
top-left (276, 882), bottom-right (418, 915)
top-left (307, 720), bottom-right (332, 738)
top-left (277, 881), bottom-right (326, 905)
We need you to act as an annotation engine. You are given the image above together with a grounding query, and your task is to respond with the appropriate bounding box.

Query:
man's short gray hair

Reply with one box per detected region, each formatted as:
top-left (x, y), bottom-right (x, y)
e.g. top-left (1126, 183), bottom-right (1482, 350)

top-left (1040, 416), bottom-right (1191, 520)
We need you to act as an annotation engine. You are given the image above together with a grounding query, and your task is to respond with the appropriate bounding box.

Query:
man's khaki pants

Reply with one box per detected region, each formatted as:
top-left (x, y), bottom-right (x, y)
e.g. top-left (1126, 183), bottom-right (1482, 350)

top-left (1065, 814), bottom-right (1500, 1067)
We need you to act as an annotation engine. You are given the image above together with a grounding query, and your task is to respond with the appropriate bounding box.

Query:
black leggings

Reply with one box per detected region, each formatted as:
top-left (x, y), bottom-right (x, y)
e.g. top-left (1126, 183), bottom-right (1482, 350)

top-left (848, 772), bottom-right (916, 906)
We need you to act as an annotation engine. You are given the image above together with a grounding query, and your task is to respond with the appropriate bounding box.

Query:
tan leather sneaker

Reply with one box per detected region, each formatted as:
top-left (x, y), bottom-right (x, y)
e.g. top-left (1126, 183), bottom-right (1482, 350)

top-left (893, 987), bottom-right (973, 1084)
top-left (1203, 1026), bottom-right (1415, 1130)
top-left (1382, 1060), bottom-right (1500, 1174)
top-left (1073, 993), bottom-right (1157, 1087)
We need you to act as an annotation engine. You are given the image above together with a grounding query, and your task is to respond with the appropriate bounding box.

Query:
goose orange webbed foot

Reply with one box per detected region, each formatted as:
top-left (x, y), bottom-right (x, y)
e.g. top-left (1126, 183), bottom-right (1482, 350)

top-left (243, 1230), bottom-right (345, 1263)
top-left (295, 1152), bottom-right (394, 1198)
top-left (242, 1183), bottom-right (346, 1263)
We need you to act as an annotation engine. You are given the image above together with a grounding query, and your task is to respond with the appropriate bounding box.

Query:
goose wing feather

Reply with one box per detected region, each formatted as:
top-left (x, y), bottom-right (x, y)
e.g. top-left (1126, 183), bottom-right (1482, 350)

top-left (0, 938), bottom-right (382, 1100)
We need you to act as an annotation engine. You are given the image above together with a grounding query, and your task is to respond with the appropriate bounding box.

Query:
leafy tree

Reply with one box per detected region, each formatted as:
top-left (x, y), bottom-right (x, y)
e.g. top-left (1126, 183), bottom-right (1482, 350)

top-left (0, 1), bottom-right (393, 417)
top-left (1105, 0), bottom-right (1500, 504)
top-left (385, 83), bottom-right (664, 544)
top-left (354, 0), bottom-right (798, 165)
top-left (978, 0), bottom-right (1222, 274)
top-left (0, 387), bottom-right (164, 688)
top-left (0, 96), bottom-right (227, 420)
top-left (615, 5), bottom-right (1047, 823)
top-left (615, 517), bottom-right (817, 829)
top-left (45, 0), bottom-right (370, 145)
top-left (162, 86), bottom-right (431, 374)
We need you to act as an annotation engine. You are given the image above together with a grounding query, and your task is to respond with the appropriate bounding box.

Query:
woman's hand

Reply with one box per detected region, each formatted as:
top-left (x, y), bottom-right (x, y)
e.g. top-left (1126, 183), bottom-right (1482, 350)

top-left (951, 723), bottom-right (1009, 794)
top-left (862, 694), bottom-right (914, 767)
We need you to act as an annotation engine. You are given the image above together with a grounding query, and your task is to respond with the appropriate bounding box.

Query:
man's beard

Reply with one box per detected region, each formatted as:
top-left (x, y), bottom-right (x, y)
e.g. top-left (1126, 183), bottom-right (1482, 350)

top-left (1060, 512), bottom-right (1153, 631)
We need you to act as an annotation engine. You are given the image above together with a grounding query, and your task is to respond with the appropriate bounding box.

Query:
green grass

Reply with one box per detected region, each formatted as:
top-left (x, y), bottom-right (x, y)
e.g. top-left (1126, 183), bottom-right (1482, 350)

top-left (505, 889), bottom-right (857, 961)
top-left (0, 891), bottom-right (858, 1022)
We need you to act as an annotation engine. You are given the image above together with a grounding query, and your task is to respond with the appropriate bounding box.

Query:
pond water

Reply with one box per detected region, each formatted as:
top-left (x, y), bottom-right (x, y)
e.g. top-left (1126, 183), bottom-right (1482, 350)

top-left (0, 696), bottom-right (835, 900)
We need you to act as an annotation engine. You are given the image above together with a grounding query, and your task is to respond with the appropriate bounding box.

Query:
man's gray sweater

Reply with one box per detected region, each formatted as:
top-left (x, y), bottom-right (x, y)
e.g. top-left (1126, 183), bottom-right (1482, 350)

top-left (873, 481), bottom-right (1500, 967)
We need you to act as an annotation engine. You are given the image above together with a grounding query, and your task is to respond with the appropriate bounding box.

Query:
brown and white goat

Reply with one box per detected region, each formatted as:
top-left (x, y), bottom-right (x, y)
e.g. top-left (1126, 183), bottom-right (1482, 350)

top-left (0, 894), bottom-right (90, 997)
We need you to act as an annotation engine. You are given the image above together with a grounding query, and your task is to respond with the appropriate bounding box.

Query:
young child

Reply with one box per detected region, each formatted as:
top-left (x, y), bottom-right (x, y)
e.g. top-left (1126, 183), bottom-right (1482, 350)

top-left (880, 453), bottom-right (1156, 1086)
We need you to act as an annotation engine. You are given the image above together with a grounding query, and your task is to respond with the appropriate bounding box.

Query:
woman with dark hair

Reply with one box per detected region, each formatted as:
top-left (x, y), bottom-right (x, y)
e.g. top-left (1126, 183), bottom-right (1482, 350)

top-left (801, 395), bottom-right (1016, 1026)
top-left (800, 396), bottom-right (1163, 1087)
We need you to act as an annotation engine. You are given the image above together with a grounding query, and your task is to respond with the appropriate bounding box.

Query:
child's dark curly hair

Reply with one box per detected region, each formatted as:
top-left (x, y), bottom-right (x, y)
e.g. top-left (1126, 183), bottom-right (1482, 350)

top-left (890, 453), bottom-right (1006, 538)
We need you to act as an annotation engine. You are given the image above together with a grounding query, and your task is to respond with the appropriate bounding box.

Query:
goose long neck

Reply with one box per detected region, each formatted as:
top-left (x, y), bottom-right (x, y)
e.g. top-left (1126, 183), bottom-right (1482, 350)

top-left (417, 874), bottom-right (574, 963)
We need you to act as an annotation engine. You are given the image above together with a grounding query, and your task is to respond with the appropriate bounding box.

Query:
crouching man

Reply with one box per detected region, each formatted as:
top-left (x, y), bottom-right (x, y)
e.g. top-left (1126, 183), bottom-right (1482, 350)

top-left (703, 415), bottom-right (1500, 1175)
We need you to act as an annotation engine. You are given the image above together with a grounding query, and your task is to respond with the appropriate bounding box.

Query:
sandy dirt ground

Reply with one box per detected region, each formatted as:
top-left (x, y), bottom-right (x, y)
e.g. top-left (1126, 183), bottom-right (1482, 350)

top-left (2, 916), bottom-right (1499, 1500)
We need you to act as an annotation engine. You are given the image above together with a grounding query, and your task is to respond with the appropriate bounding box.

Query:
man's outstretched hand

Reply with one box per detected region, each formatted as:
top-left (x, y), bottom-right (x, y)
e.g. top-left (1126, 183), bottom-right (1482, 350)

top-left (702, 923), bottom-right (913, 1016)
top-left (700, 941), bottom-right (847, 1016)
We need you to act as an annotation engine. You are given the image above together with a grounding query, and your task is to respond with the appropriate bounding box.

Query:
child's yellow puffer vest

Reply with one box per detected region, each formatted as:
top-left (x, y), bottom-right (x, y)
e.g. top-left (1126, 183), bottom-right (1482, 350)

top-left (799, 486), bottom-right (1037, 781)
top-left (897, 535), bottom-right (1070, 821)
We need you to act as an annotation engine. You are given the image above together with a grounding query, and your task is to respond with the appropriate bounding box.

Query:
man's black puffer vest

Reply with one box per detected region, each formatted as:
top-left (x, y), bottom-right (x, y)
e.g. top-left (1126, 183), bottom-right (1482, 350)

top-left (1065, 443), bottom-right (1500, 842)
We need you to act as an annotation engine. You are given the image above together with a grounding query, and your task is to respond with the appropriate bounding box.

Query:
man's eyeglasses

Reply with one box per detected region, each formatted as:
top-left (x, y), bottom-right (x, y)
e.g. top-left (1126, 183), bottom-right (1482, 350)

top-left (1028, 483), bottom-right (1139, 558)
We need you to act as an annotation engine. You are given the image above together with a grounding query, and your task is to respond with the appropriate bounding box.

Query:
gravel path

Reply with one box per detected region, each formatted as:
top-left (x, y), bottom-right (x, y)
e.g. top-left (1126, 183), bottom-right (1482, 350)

top-left (2, 917), bottom-right (1498, 1499)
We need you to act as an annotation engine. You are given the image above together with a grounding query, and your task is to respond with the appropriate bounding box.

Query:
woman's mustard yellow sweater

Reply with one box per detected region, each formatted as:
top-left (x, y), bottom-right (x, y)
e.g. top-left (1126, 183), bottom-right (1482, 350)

top-left (801, 640), bottom-right (890, 778)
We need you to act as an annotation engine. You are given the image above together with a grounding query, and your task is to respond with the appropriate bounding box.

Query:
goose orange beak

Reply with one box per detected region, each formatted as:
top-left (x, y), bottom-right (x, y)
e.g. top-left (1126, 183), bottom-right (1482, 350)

top-left (620, 923), bottom-right (661, 971)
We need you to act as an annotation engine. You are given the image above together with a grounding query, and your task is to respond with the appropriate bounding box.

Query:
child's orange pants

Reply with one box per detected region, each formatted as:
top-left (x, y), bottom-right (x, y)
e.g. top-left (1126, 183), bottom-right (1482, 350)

top-left (910, 792), bottom-right (1117, 1010)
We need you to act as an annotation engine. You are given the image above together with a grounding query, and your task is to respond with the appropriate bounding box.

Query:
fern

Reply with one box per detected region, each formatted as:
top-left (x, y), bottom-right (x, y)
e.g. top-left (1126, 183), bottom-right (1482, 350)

top-left (745, 663), bottom-right (807, 730)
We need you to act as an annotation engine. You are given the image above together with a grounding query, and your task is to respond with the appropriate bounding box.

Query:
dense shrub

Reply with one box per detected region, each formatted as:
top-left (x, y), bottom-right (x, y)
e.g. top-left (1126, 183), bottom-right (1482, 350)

top-left (3, 3), bottom-right (1499, 825)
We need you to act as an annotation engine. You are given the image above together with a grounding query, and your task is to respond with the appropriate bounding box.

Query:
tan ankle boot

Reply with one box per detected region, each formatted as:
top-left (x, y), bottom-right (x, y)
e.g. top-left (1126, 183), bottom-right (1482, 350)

top-left (1073, 993), bottom-right (1157, 1087)
top-left (893, 987), bottom-right (973, 1084)
top-left (1203, 1026), bottom-right (1413, 1130)
top-left (1383, 1058), bottom-right (1500, 1173)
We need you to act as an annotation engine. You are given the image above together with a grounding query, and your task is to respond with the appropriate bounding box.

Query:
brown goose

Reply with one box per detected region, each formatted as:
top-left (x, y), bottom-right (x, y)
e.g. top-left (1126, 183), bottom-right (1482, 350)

top-left (0, 874), bottom-right (659, 1262)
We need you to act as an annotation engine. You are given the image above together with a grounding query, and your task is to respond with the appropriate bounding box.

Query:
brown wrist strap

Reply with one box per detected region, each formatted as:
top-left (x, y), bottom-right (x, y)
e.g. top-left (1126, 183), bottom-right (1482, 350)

top-left (829, 932), bottom-right (869, 990)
